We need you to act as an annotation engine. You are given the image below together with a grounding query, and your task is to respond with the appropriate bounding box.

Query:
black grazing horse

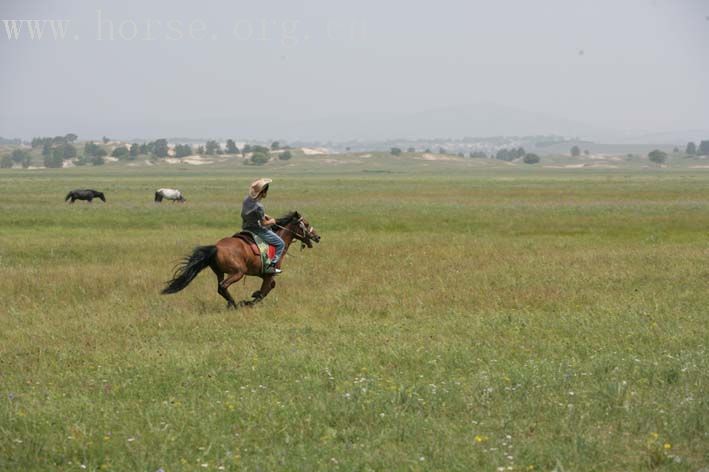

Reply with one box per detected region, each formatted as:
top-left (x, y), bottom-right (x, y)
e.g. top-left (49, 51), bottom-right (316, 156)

top-left (65, 189), bottom-right (106, 203)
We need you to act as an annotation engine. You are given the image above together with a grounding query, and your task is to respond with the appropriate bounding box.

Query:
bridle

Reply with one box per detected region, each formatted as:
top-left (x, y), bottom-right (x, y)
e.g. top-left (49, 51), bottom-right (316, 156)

top-left (273, 218), bottom-right (316, 248)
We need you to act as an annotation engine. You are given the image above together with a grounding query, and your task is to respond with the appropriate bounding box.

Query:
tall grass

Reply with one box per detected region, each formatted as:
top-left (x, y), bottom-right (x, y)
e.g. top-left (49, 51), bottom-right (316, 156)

top-left (1, 166), bottom-right (707, 471)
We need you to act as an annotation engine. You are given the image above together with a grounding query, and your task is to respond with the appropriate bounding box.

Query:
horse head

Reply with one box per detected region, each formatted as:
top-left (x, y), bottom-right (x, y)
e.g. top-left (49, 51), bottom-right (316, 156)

top-left (278, 211), bottom-right (321, 248)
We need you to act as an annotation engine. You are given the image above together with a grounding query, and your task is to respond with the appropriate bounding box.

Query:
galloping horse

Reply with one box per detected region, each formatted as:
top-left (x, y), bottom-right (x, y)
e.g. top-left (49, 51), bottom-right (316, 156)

top-left (65, 189), bottom-right (106, 203)
top-left (155, 188), bottom-right (185, 203)
top-left (162, 211), bottom-right (320, 308)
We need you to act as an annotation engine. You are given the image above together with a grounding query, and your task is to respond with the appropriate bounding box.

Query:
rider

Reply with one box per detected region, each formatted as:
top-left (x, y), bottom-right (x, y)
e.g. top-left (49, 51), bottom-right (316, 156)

top-left (241, 178), bottom-right (285, 275)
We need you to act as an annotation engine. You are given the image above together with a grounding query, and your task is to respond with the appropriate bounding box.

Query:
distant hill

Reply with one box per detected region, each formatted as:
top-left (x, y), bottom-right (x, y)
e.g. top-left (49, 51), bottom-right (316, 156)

top-left (287, 102), bottom-right (612, 141)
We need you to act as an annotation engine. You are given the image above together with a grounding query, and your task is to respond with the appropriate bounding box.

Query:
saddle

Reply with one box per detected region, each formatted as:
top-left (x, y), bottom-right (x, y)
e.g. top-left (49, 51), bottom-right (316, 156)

top-left (232, 231), bottom-right (277, 272)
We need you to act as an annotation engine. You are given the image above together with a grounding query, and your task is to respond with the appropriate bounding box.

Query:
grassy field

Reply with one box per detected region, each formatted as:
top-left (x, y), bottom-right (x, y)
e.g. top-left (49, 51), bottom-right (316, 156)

top-left (1, 161), bottom-right (708, 471)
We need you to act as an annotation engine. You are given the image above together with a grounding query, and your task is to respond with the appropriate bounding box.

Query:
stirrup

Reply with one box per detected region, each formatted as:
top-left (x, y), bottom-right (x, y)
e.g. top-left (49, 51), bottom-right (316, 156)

top-left (263, 264), bottom-right (281, 275)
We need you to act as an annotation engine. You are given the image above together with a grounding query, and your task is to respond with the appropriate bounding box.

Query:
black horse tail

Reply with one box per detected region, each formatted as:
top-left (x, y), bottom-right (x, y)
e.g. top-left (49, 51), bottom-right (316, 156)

top-left (162, 245), bottom-right (217, 294)
top-left (154, 191), bottom-right (161, 202)
top-left (65, 192), bottom-right (72, 202)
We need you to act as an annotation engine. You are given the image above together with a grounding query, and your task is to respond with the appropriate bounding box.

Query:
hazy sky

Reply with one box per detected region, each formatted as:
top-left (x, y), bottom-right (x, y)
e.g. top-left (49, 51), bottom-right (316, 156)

top-left (1, 0), bottom-right (708, 141)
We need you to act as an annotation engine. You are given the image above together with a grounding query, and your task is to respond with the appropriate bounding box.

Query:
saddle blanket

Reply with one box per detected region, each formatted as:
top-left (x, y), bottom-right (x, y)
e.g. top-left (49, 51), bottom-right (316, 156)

top-left (232, 231), bottom-right (276, 273)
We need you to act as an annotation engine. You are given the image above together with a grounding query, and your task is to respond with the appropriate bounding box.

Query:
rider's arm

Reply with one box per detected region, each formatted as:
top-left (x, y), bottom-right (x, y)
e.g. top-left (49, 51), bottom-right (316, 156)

top-left (261, 215), bottom-right (276, 227)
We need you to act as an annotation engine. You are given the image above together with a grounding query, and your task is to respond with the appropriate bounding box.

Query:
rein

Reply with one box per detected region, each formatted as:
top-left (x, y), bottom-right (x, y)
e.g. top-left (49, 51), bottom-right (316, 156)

top-left (273, 220), bottom-right (310, 249)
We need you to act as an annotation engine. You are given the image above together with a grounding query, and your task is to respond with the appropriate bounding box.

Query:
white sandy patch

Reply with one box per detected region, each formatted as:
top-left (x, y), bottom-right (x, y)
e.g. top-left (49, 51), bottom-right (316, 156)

top-left (183, 156), bottom-right (213, 165)
top-left (418, 153), bottom-right (461, 161)
top-left (302, 147), bottom-right (329, 156)
top-left (689, 165), bottom-right (709, 168)
top-left (27, 166), bottom-right (46, 170)
top-left (359, 153), bottom-right (372, 158)
top-left (104, 156), bottom-right (118, 162)
top-left (62, 160), bottom-right (75, 168)
top-left (164, 155), bottom-right (214, 165)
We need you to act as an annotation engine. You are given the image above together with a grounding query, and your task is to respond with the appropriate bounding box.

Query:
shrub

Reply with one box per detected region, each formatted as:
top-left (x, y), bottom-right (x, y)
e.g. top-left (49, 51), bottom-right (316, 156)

top-left (111, 147), bottom-right (130, 159)
top-left (91, 155), bottom-right (105, 166)
top-left (390, 147), bottom-right (402, 156)
top-left (523, 153), bottom-right (541, 164)
top-left (279, 150), bottom-right (292, 160)
top-left (1, 155), bottom-right (12, 168)
top-left (248, 152), bottom-right (269, 165)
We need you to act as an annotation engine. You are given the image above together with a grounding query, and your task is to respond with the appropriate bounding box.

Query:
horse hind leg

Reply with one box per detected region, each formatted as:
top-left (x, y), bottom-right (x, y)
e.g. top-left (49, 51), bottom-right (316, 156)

top-left (216, 270), bottom-right (245, 309)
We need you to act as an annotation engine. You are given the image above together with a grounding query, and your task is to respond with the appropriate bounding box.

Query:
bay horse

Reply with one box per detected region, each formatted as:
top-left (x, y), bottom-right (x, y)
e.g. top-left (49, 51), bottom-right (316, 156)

top-left (155, 188), bottom-right (185, 203)
top-left (65, 189), bottom-right (106, 203)
top-left (162, 211), bottom-right (320, 308)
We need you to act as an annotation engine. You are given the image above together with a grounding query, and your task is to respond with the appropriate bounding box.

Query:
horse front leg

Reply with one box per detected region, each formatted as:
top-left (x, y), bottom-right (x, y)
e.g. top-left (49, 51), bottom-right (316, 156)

top-left (250, 276), bottom-right (276, 304)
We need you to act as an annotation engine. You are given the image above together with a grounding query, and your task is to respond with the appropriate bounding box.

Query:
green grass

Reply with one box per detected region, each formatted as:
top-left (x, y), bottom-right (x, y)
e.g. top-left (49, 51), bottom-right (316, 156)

top-left (1, 164), bottom-right (708, 471)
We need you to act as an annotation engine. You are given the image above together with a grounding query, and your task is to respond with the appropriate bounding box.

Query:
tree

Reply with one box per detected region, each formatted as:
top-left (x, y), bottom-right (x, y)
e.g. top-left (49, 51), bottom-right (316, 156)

top-left (84, 142), bottom-right (107, 158)
top-left (251, 145), bottom-right (270, 154)
top-left (153, 139), bottom-right (169, 158)
top-left (1, 155), bottom-right (12, 168)
top-left (242, 144), bottom-right (252, 156)
top-left (11, 149), bottom-right (31, 167)
top-left (196, 145), bottom-right (205, 155)
top-left (407, 147), bottom-right (416, 153)
top-left (225, 139), bottom-right (239, 154)
top-left (648, 149), bottom-right (667, 165)
top-left (279, 150), bottom-right (292, 160)
top-left (523, 153), bottom-right (540, 164)
top-left (698, 140), bottom-right (709, 156)
top-left (61, 144), bottom-right (77, 159)
top-left (390, 147), bottom-right (402, 156)
top-left (248, 152), bottom-right (269, 165)
top-left (65, 133), bottom-right (78, 143)
top-left (496, 148), bottom-right (514, 161)
top-left (685, 142), bottom-right (697, 155)
top-left (102, 136), bottom-right (110, 144)
top-left (92, 155), bottom-right (105, 166)
top-left (438, 147), bottom-right (447, 155)
top-left (584, 149), bottom-right (590, 156)
top-left (571, 145), bottom-right (581, 157)
top-left (673, 146), bottom-right (680, 153)
top-left (111, 146), bottom-right (130, 159)
top-left (129, 143), bottom-right (139, 157)
top-left (44, 148), bottom-right (64, 168)
top-left (174, 144), bottom-right (192, 158)
top-left (139, 143), bottom-right (149, 155)
top-left (271, 141), bottom-right (280, 150)
top-left (205, 140), bottom-right (220, 155)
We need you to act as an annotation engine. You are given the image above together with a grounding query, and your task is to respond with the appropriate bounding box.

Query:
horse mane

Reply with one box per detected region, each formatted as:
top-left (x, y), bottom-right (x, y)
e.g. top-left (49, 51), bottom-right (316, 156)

top-left (275, 211), bottom-right (300, 227)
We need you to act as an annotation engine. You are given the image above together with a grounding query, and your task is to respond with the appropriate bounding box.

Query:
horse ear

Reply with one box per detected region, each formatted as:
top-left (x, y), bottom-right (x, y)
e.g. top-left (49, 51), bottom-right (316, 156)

top-left (293, 211), bottom-right (300, 219)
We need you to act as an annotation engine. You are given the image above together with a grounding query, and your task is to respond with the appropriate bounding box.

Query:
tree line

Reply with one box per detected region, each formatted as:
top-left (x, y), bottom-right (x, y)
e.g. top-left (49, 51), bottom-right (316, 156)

top-left (3, 135), bottom-right (292, 168)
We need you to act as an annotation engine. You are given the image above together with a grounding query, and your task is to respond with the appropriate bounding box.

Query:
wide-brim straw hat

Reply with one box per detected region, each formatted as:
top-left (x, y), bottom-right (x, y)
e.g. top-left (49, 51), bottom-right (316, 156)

top-left (249, 178), bottom-right (272, 198)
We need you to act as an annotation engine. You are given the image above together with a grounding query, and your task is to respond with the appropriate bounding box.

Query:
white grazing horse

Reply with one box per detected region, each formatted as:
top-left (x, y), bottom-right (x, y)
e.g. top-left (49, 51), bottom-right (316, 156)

top-left (155, 188), bottom-right (185, 203)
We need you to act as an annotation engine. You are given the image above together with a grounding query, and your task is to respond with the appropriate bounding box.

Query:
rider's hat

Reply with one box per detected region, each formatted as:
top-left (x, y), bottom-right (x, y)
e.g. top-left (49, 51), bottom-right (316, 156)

top-left (249, 178), bottom-right (272, 199)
